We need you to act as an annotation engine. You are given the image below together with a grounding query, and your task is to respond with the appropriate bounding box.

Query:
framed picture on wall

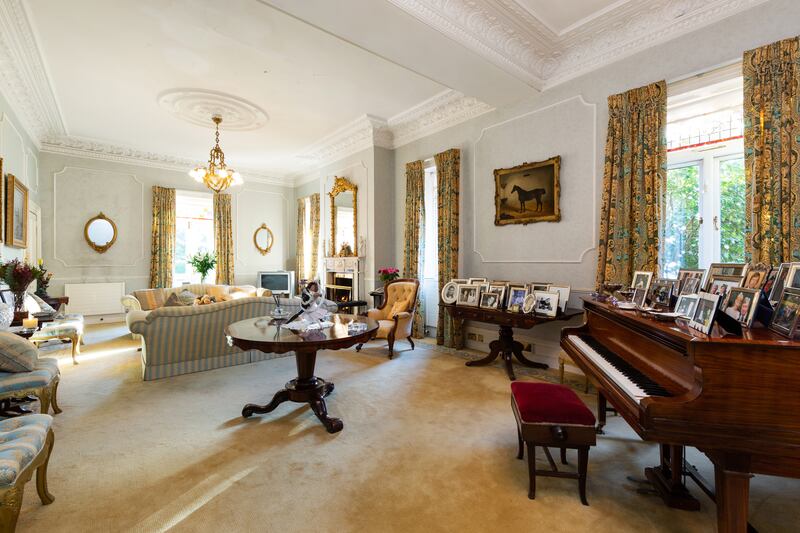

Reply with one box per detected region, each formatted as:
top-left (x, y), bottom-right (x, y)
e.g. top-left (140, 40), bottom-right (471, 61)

top-left (493, 156), bottom-right (561, 225)
top-left (5, 173), bottom-right (27, 248)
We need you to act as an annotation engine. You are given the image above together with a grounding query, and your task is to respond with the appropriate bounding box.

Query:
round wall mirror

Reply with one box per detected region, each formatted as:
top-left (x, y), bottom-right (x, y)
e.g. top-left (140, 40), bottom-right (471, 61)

top-left (84, 212), bottom-right (118, 254)
top-left (254, 223), bottom-right (274, 255)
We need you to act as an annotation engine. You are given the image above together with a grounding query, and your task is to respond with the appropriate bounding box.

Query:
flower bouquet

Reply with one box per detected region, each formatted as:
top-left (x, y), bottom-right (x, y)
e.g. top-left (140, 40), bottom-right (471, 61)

top-left (34, 259), bottom-right (53, 298)
top-left (378, 267), bottom-right (400, 284)
top-left (0, 259), bottom-right (37, 314)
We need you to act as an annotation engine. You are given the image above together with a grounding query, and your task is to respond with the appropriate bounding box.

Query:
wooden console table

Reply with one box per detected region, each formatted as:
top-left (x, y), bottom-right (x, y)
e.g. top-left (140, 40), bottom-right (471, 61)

top-left (442, 303), bottom-right (583, 381)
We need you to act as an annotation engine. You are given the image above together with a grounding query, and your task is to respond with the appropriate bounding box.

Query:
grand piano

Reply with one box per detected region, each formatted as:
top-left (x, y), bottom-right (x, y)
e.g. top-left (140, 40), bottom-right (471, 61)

top-left (561, 297), bottom-right (800, 533)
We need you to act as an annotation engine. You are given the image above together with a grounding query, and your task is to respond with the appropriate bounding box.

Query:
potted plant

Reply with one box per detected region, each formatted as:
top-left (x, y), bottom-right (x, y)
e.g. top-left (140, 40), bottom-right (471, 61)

top-left (378, 267), bottom-right (400, 285)
top-left (188, 251), bottom-right (217, 284)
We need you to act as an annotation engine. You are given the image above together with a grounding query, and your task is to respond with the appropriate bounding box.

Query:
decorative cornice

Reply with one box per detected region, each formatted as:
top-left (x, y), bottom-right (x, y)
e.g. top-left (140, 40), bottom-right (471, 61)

top-left (0, 0), bottom-right (64, 145)
top-left (40, 134), bottom-right (289, 187)
top-left (385, 0), bottom-right (770, 90)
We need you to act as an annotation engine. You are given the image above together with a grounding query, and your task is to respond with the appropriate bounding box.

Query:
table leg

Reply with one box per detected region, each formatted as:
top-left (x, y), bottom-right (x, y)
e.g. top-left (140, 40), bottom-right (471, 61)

top-left (512, 342), bottom-right (548, 370)
top-left (502, 349), bottom-right (517, 381)
top-left (466, 340), bottom-right (501, 367)
top-left (242, 390), bottom-right (290, 418)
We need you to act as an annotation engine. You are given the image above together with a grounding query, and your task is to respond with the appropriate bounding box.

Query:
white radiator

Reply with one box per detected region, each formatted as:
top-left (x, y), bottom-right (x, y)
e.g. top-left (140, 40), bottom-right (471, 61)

top-left (64, 282), bottom-right (125, 316)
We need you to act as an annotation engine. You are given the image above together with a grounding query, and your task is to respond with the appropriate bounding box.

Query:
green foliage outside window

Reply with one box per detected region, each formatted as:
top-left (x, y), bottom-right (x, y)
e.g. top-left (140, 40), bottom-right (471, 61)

top-left (719, 159), bottom-right (746, 263)
top-left (663, 165), bottom-right (700, 278)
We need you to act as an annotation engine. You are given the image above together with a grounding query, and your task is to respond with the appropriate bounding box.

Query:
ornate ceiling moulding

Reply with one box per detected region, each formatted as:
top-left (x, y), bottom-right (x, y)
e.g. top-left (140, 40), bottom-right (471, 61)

top-left (157, 89), bottom-right (269, 131)
top-left (385, 0), bottom-right (769, 90)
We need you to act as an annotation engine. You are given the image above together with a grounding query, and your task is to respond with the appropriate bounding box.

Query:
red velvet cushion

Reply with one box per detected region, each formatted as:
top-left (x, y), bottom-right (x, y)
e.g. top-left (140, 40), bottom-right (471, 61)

top-left (511, 382), bottom-right (596, 426)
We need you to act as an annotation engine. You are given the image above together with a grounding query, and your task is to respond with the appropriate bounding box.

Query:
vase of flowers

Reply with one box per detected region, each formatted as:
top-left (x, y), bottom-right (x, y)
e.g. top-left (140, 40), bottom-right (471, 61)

top-left (188, 251), bottom-right (217, 284)
top-left (378, 267), bottom-right (400, 285)
top-left (34, 259), bottom-right (53, 298)
top-left (0, 259), bottom-right (37, 314)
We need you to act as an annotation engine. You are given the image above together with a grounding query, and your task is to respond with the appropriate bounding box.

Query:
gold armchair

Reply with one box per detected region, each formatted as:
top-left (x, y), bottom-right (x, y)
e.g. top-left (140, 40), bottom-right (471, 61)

top-left (358, 278), bottom-right (420, 358)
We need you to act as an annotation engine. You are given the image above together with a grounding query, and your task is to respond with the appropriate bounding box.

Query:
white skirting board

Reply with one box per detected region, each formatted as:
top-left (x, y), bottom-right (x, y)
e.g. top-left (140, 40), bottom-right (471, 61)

top-left (64, 282), bottom-right (125, 316)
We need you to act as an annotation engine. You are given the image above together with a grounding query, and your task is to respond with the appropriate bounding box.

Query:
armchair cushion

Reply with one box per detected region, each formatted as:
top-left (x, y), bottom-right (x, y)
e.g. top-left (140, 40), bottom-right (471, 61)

top-left (0, 333), bottom-right (38, 373)
top-left (388, 300), bottom-right (409, 319)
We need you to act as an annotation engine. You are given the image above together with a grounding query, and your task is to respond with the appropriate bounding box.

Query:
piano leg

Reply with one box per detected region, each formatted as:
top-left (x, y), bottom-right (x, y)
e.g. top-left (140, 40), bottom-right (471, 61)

top-left (596, 392), bottom-right (607, 434)
top-left (644, 445), bottom-right (701, 511)
top-left (711, 455), bottom-right (753, 533)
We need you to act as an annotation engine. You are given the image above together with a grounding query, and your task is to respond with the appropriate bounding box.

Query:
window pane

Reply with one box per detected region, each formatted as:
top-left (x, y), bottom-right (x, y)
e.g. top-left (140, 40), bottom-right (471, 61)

top-left (173, 192), bottom-right (215, 286)
top-left (718, 158), bottom-right (746, 263)
top-left (663, 165), bottom-right (701, 278)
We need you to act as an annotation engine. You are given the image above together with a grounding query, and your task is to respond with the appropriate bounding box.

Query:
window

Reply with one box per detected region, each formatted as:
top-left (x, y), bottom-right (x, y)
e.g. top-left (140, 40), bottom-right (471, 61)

top-left (173, 191), bottom-right (215, 286)
top-left (422, 163), bottom-right (439, 332)
top-left (302, 196), bottom-right (312, 280)
top-left (662, 71), bottom-right (745, 278)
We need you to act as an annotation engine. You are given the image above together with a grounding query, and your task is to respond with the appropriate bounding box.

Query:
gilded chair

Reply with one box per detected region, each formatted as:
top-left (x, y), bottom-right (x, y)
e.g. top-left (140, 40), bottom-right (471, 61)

top-left (358, 278), bottom-right (420, 358)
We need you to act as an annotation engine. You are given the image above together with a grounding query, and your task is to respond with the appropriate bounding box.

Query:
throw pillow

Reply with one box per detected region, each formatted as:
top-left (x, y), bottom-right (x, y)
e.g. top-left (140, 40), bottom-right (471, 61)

top-left (388, 300), bottom-right (409, 319)
top-left (23, 294), bottom-right (42, 314)
top-left (178, 290), bottom-right (197, 306)
top-left (29, 293), bottom-right (56, 314)
top-left (163, 293), bottom-right (183, 307)
top-left (0, 332), bottom-right (38, 372)
top-left (206, 286), bottom-right (227, 300)
top-left (133, 289), bottom-right (166, 311)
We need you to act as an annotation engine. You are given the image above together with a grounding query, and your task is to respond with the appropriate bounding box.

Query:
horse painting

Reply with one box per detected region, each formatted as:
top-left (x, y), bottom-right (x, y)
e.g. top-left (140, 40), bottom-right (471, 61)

top-left (511, 185), bottom-right (546, 212)
top-left (493, 155), bottom-right (561, 225)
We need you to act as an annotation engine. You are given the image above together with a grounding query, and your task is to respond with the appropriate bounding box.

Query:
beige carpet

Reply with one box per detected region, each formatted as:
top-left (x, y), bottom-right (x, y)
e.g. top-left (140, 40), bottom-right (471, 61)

top-left (14, 324), bottom-right (799, 532)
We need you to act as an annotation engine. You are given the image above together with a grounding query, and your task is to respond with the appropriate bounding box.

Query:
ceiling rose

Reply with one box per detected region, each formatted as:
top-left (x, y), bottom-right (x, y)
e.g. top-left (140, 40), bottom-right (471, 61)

top-left (158, 88), bottom-right (269, 131)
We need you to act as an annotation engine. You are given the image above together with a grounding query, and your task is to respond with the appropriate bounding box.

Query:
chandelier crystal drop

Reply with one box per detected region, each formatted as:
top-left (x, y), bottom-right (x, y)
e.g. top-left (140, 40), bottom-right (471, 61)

top-left (189, 114), bottom-right (243, 193)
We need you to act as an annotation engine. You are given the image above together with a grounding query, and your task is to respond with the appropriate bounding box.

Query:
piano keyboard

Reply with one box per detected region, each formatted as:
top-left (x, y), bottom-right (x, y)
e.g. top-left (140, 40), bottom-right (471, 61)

top-left (567, 334), bottom-right (672, 403)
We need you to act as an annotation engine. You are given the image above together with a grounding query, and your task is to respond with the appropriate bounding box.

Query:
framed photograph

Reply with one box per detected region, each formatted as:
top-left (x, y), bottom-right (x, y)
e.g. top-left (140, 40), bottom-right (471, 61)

top-left (494, 156), bottom-right (561, 225)
top-left (632, 287), bottom-right (648, 308)
top-left (533, 291), bottom-right (559, 317)
top-left (770, 287), bottom-right (800, 338)
top-left (528, 282), bottom-right (551, 292)
top-left (674, 294), bottom-right (699, 318)
top-left (487, 285), bottom-right (507, 309)
top-left (5, 173), bottom-right (27, 248)
top-left (474, 282), bottom-right (490, 297)
top-left (763, 268), bottom-right (780, 298)
top-left (456, 285), bottom-right (480, 307)
top-left (467, 277), bottom-right (487, 285)
top-left (631, 271), bottom-right (653, 292)
top-left (679, 277), bottom-right (701, 295)
top-left (678, 269), bottom-right (705, 293)
top-left (768, 263), bottom-right (794, 303)
top-left (522, 294), bottom-right (536, 314)
top-left (506, 285), bottom-right (529, 309)
top-left (451, 278), bottom-right (469, 285)
top-left (441, 281), bottom-right (459, 304)
top-left (706, 263), bottom-right (748, 289)
top-left (743, 266), bottom-right (770, 290)
top-left (786, 264), bottom-right (800, 291)
top-left (707, 275), bottom-right (743, 307)
top-left (722, 287), bottom-right (759, 327)
top-left (548, 284), bottom-right (571, 312)
top-left (689, 292), bottom-right (721, 335)
top-left (479, 291), bottom-right (501, 310)
top-left (649, 279), bottom-right (674, 307)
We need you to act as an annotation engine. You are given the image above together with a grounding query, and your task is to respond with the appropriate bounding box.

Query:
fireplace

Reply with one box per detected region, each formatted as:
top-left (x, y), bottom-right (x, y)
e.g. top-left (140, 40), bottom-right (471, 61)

top-left (323, 256), bottom-right (363, 304)
top-left (326, 272), bottom-right (354, 303)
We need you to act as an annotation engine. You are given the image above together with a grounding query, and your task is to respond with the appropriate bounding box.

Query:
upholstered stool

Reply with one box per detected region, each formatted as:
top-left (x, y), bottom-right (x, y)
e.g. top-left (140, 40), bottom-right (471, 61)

top-left (0, 414), bottom-right (55, 530)
top-left (511, 381), bottom-right (596, 505)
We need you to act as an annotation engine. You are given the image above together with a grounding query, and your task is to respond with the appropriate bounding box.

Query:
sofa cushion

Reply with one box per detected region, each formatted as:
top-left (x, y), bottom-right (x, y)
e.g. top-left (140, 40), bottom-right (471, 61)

top-left (0, 333), bottom-right (38, 373)
top-left (163, 293), bottom-right (184, 307)
top-left (178, 290), bottom-right (197, 305)
top-left (0, 414), bottom-right (52, 486)
top-left (133, 289), bottom-right (166, 311)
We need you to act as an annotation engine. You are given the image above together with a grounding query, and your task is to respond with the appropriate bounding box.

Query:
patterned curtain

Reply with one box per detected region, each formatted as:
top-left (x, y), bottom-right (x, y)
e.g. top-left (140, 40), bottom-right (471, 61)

top-left (595, 81), bottom-right (667, 289)
top-left (149, 186), bottom-right (175, 288)
top-left (435, 148), bottom-right (463, 349)
top-left (214, 193), bottom-right (234, 285)
top-left (309, 193), bottom-right (321, 281)
top-left (403, 160), bottom-right (425, 338)
top-left (296, 198), bottom-right (307, 287)
top-left (744, 36), bottom-right (800, 264)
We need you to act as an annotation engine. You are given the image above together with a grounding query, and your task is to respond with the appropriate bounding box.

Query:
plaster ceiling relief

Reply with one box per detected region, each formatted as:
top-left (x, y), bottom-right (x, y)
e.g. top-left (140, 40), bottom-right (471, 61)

top-left (386, 0), bottom-right (769, 89)
top-left (157, 89), bottom-right (269, 131)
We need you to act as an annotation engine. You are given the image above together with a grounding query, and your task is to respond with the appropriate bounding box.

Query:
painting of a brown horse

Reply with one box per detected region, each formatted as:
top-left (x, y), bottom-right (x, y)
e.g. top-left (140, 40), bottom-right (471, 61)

top-left (511, 185), bottom-right (546, 212)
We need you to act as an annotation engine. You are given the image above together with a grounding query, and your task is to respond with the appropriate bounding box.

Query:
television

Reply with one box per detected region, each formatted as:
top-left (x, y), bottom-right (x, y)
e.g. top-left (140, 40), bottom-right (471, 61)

top-left (258, 271), bottom-right (295, 297)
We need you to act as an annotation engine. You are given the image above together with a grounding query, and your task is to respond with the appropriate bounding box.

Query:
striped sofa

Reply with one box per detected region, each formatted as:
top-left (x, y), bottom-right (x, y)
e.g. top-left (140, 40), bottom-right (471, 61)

top-left (128, 297), bottom-right (338, 380)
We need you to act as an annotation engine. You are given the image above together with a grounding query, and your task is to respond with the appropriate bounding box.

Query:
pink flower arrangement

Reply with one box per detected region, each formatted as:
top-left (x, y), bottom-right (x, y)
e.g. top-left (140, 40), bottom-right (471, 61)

top-left (378, 267), bottom-right (400, 283)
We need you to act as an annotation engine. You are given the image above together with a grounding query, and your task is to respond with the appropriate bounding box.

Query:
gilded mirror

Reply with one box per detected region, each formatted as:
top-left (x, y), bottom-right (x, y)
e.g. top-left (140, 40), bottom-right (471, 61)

top-left (329, 176), bottom-right (357, 257)
top-left (84, 212), bottom-right (117, 253)
top-left (254, 223), bottom-right (274, 255)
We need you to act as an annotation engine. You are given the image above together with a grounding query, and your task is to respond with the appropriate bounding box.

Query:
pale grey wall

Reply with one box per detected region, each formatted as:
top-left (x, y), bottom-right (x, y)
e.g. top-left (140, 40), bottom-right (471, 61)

top-left (38, 152), bottom-right (294, 296)
top-left (0, 89), bottom-right (41, 262)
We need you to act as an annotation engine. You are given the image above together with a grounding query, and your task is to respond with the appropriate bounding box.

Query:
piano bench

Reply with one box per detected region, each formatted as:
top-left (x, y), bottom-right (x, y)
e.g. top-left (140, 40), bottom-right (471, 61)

top-left (511, 381), bottom-right (596, 505)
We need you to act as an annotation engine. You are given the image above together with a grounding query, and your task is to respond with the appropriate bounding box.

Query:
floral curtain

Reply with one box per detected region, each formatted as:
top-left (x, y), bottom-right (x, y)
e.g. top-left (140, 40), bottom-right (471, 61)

top-left (403, 160), bottom-right (425, 338)
top-left (595, 81), bottom-right (667, 289)
top-left (213, 193), bottom-right (235, 285)
top-left (744, 36), bottom-right (800, 264)
top-left (309, 193), bottom-right (321, 281)
top-left (435, 148), bottom-right (463, 349)
top-left (296, 198), bottom-right (306, 288)
top-left (149, 186), bottom-right (175, 288)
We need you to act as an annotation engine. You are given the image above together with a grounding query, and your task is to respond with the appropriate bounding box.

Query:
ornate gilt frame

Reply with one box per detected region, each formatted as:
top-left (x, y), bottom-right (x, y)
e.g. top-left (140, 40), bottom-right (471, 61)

top-left (493, 155), bottom-right (561, 226)
top-left (84, 212), bottom-right (118, 253)
top-left (5, 173), bottom-right (27, 247)
top-left (328, 176), bottom-right (358, 257)
top-left (253, 223), bottom-right (274, 255)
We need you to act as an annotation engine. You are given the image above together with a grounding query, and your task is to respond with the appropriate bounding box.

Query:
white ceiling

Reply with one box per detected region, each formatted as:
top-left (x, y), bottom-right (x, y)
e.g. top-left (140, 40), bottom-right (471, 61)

top-left (0, 0), bottom-right (770, 185)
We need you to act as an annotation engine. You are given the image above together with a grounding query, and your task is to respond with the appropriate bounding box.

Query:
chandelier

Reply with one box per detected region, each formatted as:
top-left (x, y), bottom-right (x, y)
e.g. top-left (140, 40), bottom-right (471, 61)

top-left (188, 115), bottom-right (243, 193)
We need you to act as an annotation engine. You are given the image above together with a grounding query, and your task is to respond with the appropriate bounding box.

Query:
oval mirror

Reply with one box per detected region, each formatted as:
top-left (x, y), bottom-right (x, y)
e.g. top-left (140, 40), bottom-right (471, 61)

top-left (254, 223), bottom-right (274, 255)
top-left (84, 213), bottom-right (117, 253)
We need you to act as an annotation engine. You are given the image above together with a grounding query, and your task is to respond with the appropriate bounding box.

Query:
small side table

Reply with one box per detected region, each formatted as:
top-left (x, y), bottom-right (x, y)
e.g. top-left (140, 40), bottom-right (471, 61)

top-left (369, 287), bottom-right (385, 309)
